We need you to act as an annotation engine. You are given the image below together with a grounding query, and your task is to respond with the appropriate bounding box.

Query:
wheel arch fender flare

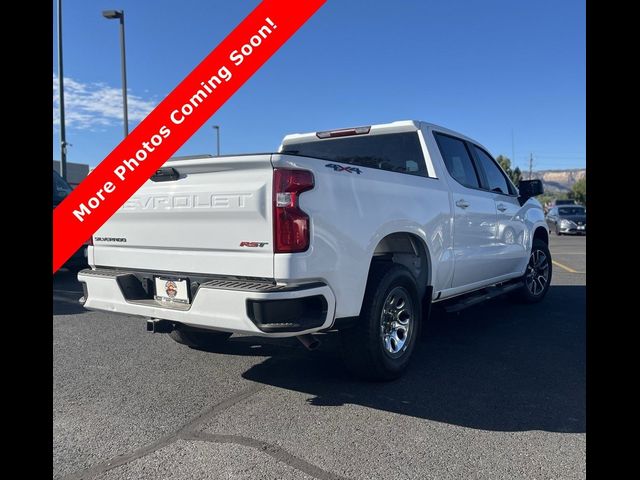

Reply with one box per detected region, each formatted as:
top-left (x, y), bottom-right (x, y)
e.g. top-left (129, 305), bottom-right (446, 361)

top-left (364, 223), bottom-right (433, 302)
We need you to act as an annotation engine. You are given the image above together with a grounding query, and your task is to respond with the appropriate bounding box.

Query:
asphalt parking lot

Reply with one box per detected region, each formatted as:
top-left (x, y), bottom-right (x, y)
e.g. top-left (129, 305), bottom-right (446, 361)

top-left (53, 235), bottom-right (585, 480)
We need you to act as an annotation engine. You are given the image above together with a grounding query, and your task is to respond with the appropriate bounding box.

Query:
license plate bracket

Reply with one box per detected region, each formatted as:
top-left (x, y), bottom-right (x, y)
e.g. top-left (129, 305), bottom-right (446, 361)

top-left (154, 277), bottom-right (190, 304)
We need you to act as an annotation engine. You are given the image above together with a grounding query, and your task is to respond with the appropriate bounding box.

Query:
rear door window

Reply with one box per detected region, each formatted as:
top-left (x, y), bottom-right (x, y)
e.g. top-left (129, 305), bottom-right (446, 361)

top-left (433, 132), bottom-right (480, 189)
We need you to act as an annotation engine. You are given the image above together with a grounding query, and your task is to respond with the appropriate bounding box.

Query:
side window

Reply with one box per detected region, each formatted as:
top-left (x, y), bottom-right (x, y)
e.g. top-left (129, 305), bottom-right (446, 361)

top-left (472, 146), bottom-right (511, 195)
top-left (433, 132), bottom-right (480, 189)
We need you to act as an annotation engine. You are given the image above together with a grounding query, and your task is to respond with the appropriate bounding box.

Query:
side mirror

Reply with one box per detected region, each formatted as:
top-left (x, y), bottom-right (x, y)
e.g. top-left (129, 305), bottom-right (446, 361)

top-left (518, 179), bottom-right (544, 200)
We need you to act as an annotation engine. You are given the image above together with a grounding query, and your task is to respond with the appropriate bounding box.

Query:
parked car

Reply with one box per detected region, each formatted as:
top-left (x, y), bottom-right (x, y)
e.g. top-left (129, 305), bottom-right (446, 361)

top-left (546, 205), bottom-right (586, 235)
top-left (53, 170), bottom-right (89, 271)
top-left (553, 199), bottom-right (576, 206)
top-left (78, 120), bottom-right (551, 380)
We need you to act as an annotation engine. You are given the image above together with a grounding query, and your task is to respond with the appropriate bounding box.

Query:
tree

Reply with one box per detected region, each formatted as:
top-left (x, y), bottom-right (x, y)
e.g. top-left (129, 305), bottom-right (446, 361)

top-left (512, 166), bottom-right (523, 185)
top-left (496, 155), bottom-right (523, 185)
top-left (572, 177), bottom-right (586, 205)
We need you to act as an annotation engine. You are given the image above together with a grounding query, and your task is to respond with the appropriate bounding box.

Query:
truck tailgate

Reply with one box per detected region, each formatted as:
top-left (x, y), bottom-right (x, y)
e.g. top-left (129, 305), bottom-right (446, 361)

top-left (91, 154), bottom-right (274, 278)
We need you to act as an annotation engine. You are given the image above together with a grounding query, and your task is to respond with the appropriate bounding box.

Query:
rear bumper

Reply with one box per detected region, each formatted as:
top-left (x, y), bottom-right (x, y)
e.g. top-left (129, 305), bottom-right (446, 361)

top-left (77, 268), bottom-right (336, 337)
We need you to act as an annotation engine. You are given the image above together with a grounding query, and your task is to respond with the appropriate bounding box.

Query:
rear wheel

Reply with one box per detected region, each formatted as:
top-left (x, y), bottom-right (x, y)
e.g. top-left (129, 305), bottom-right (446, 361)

top-left (514, 239), bottom-right (552, 303)
top-left (339, 263), bottom-right (421, 381)
top-left (169, 326), bottom-right (231, 350)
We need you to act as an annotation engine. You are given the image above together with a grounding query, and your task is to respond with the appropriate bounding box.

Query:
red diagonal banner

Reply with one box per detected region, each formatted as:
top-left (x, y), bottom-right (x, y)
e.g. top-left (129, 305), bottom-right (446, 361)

top-left (53, 0), bottom-right (325, 272)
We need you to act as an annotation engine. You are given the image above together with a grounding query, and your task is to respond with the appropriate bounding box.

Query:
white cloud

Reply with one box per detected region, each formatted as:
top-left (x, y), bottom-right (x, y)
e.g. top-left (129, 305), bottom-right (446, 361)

top-left (53, 74), bottom-right (157, 130)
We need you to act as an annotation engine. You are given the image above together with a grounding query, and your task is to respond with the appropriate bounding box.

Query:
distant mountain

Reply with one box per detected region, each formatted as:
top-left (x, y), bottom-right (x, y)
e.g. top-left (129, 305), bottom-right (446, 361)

top-left (528, 168), bottom-right (586, 193)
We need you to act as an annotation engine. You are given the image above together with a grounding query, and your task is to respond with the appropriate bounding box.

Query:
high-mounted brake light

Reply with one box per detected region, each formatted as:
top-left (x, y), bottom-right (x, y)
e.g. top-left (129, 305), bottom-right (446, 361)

top-left (273, 169), bottom-right (314, 253)
top-left (316, 126), bottom-right (371, 139)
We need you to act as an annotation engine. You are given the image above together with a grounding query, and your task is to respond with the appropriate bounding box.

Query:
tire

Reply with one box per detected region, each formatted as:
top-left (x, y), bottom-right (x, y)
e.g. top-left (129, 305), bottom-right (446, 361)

top-left (555, 225), bottom-right (562, 236)
top-left (514, 239), bottom-right (552, 303)
top-left (339, 263), bottom-right (421, 381)
top-left (169, 326), bottom-right (231, 350)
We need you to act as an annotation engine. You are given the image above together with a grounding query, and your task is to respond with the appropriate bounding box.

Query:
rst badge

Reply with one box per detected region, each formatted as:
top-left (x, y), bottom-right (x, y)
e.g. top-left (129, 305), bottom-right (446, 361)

top-left (240, 242), bottom-right (269, 248)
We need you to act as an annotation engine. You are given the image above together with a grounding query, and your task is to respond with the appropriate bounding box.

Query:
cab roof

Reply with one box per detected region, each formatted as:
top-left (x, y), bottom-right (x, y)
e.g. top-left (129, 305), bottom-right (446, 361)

top-left (280, 120), bottom-right (484, 150)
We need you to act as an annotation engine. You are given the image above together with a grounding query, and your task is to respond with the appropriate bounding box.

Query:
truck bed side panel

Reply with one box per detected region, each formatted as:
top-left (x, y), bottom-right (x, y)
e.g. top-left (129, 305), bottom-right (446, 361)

top-left (271, 153), bottom-right (453, 319)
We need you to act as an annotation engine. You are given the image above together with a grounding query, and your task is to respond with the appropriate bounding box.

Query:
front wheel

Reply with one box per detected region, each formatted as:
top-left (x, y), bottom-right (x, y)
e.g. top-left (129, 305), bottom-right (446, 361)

top-left (339, 263), bottom-right (421, 381)
top-left (514, 239), bottom-right (552, 303)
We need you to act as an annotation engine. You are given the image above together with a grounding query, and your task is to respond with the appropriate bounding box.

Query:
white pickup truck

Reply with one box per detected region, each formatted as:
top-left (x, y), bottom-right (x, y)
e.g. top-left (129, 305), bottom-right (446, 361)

top-left (79, 120), bottom-right (551, 380)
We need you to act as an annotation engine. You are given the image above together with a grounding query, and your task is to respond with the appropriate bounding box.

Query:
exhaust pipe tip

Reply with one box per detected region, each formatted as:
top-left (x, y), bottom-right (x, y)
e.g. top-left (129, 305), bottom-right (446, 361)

top-left (297, 334), bottom-right (320, 351)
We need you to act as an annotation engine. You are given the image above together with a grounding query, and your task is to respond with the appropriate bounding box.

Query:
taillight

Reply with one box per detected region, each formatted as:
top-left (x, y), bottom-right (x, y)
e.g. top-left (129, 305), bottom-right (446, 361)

top-left (273, 168), bottom-right (314, 253)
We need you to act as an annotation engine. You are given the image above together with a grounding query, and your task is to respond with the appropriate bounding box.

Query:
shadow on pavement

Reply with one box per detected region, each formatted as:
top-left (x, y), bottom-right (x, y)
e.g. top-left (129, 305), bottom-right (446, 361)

top-left (52, 263), bottom-right (585, 433)
top-left (240, 285), bottom-right (585, 433)
top-left (53, 270), bottom-right (86, 316)
top-left (53, 299), bottom-right (87, 316)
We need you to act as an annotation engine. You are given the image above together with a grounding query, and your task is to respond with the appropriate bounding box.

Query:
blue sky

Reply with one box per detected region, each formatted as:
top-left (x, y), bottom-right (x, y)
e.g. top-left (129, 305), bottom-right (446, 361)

top-left (53, 0), bottom-right (585, 172)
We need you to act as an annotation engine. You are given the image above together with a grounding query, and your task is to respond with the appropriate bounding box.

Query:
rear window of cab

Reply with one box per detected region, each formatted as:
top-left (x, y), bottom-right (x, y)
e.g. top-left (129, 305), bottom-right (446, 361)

top-left (282, 132), bottom-right (428, 177)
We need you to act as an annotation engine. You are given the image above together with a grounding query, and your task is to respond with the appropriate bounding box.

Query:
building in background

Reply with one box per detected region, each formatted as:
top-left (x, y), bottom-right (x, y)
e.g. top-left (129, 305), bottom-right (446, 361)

top-left (53, 160), bottom-right (89, 188)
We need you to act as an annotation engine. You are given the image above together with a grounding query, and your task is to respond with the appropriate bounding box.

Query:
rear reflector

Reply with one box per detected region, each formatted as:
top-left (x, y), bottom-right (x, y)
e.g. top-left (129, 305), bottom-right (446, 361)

top-left (273, 169), bottom-right (314, 253)
top-left (316, 126), bottom-right (371, 139)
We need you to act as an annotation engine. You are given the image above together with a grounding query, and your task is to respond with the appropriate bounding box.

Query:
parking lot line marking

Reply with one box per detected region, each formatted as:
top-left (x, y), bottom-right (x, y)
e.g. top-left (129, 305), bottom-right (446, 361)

top-left (552, 260), bottom-right (583, 274)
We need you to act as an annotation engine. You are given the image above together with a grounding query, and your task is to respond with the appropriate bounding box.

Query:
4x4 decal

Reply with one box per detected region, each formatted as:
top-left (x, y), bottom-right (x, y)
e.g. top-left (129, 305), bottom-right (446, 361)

top-left (325, 163), bottom-right (362, 175)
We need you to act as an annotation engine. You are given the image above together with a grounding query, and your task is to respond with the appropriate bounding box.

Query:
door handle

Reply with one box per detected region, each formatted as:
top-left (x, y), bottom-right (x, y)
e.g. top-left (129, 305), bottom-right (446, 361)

top-left (455, 199), bottom-right (470, 209)
top-left (497, 204), bottom-right (507, 212)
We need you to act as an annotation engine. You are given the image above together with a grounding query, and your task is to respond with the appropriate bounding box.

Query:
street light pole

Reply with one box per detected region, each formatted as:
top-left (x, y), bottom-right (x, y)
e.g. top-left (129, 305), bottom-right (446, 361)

top-left (212, 125), bottom-right (220, 156)
top-left (57, 0), bottom-right (68, 180)
top-left (102, 9), bottom-right (129, 137)
top-left (119, 12), bottom-right (129, 137)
